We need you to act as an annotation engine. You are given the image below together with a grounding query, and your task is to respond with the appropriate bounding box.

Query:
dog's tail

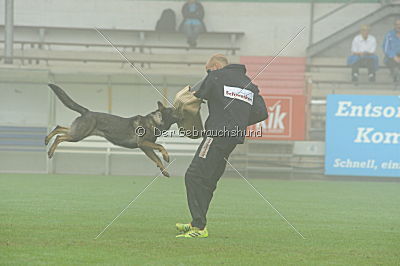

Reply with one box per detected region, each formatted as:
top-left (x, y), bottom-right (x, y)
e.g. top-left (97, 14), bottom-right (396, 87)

top-left (48, 83), bottom-right (89, 115)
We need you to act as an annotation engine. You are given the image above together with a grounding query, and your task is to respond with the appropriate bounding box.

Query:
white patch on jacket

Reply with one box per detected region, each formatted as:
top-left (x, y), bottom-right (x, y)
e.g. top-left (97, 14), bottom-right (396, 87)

top-left (223, 85), bottom-right (254, 105)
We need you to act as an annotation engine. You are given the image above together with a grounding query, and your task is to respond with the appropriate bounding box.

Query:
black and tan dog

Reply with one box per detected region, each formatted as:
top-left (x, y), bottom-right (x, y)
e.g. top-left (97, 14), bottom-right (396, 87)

top-left (45, 84), bottom-right (180, 177)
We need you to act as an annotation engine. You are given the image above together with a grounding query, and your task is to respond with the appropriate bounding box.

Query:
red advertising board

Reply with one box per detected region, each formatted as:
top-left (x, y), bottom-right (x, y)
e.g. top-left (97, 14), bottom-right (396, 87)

top-left (248, 94), bottom-right (306, 140)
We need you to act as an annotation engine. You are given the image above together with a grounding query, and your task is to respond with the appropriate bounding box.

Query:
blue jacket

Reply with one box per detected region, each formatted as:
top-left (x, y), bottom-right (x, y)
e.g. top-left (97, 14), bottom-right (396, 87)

top-left (382, 30), bottom-right (400, 59)
top-left (179, 1), bottom-right (206, 32)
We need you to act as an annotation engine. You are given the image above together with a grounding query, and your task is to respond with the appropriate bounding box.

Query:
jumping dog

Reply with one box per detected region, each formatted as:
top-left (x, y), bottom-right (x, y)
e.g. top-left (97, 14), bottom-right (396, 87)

top-left (45, 84), bottom-right (180, 177)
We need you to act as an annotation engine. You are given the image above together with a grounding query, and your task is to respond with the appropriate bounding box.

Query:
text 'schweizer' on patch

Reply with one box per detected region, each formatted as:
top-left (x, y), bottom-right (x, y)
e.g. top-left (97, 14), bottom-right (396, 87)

top-left (223, 86), bottom-right (254, 105)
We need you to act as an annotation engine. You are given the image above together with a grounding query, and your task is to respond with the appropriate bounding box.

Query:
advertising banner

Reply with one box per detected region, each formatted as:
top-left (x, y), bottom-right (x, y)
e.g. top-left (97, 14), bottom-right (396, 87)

top-left (248, 95), bottom-right (306, 140)
top-left (325, 95), bottom-right (400, 177)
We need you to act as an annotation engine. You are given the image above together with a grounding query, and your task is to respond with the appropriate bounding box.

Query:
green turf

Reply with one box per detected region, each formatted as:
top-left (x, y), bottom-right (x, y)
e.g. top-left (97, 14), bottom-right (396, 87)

top-left (1, 173), bottom-right (399, 265)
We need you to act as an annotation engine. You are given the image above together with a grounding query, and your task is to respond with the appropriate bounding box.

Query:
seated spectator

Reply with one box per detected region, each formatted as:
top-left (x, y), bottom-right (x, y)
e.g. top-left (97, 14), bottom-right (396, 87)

top-left (155, 9), bottom-right (177, 32)
top-left (347, 25), bottom-right (378, 82)
top-left (179, 0), bottom-right (206, 48)
top-left (383, 18), bottom-right (400, 82)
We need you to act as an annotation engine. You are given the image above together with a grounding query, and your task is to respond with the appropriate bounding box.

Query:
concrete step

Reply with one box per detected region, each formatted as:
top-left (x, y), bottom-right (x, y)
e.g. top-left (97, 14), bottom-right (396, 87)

top-left (308, 71), bottom-right (392, 83)
top-left (311, 85), bottom-right (400, 98)
top-left (1, 48), bottom-right (240, 66)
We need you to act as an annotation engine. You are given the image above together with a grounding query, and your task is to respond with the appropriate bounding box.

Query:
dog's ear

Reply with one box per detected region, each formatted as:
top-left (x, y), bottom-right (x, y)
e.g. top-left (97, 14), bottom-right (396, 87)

top-left (157, 101), bottom-right (165, 110)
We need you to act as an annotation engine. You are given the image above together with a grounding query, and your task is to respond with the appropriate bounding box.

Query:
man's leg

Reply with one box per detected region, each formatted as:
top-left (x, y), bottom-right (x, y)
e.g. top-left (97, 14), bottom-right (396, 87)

top-left (351, 61), bottom-right (361, 75)
top-left (184, 137), bottom-right (212, 229)
top-left (385, 58), bottom-right (399, 82)
top-left (364, 57), bottom-right (376, 82)
top-left (184, 137), bottom-right (237, 229)
top-left (190, 24), bottom-right (203, 47)
top-left (185, 173), bottom-right (210, 229)
top-left (202, 152), bottom-right (234, 216)
top-left (182, 23), bottom-right (198, 47)
top-left (394, 61), bottom-right (400, 82)
top-left (186, 150), bottom-right (231, 229)
top-left (181, 23), bottom-right (194, 45)
top-left (348, 55), bottom-right (360, 82)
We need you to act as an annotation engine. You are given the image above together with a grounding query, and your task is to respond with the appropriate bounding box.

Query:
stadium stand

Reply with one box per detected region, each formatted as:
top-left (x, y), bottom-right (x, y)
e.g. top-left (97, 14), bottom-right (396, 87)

top-left (307, 57), bottom-right (399, 94)
top-left (307, 3), bottom-right (400, 58)
top-left (0, 48), bottom-right (217, 67)
top-left (0, 25), bottom-right (244, 56)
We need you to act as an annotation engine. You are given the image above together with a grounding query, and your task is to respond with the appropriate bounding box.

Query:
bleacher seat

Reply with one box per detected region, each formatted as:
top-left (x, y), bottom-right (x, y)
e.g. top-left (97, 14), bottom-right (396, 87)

top-left (0, 24), bottom-right (244, 59)
top-left (307, 57), bottom-right (400, 98)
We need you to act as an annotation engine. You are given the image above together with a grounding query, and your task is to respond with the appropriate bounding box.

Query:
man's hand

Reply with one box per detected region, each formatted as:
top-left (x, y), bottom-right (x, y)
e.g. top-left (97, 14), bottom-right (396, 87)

top-left (394, 56), bottom-right (400, 63)
top-left (192, 91), bottom-right (205, 103)
top-left (191, 91), bottom-right (199, 98)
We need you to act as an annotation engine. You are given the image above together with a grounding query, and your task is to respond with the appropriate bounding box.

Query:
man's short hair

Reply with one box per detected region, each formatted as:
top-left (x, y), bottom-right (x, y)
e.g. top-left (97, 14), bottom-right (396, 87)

top-left (207, 54), bottom-right (229, 67)
top-left (360, 24), bottom-right (370, 31)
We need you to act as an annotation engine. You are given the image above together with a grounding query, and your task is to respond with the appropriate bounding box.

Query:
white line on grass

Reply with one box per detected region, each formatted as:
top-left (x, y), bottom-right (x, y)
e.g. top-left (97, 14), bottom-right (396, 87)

top-left (224, 158), bottom-right (306, 239)
top-left (94, 159), bottom-right (176, 239)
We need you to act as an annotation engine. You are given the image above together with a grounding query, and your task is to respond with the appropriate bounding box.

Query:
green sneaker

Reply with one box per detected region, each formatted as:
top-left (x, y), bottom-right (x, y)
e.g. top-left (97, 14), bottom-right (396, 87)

top-left (176, 223), bottom-right (192, 233)
top-left (176, 227), bottom-right (208, 238)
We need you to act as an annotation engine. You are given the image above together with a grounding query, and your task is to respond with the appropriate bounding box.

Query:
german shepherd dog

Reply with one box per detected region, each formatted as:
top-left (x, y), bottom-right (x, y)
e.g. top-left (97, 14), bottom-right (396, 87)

top-left (45, 84), bottom-right (180, 177)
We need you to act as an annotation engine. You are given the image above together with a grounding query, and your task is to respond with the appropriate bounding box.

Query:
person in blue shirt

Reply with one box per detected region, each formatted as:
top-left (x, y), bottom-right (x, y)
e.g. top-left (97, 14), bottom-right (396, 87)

top-left (179, 0), bottom-right (206, 48)
top-left (382, 18), bottom-right (400, 82)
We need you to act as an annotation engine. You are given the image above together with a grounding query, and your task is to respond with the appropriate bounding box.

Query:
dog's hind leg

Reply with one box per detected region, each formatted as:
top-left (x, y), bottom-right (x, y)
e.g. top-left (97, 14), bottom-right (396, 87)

top-left (140, 147), bottom-right (170, 177)
top-left (138, 140), bottom-right (170, 162)
top-left (47, 134), bottom-right (74, 159)
top-left (45, 125), bottom-right (70, 145)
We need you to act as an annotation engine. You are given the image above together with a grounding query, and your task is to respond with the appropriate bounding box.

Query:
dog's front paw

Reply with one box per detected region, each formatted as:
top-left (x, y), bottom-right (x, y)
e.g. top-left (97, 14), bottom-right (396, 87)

top-left (161, 169), bottom-right (170, 178)
top-left (44, 137), bottom-right (49, 146)
top-left (161, 150), bottom-right (170, 162)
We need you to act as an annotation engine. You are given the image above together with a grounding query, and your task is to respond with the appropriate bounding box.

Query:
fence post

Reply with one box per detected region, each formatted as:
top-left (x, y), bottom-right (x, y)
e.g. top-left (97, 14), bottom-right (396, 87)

top-left (4, 0), bottom-right (14, 64)
top-left (308, 0), bottom-right (315, 46)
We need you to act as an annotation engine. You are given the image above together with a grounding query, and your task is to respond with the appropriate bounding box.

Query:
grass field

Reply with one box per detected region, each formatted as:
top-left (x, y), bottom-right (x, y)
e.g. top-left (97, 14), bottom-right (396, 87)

top-left (1, 173), bottom-right (399, 265)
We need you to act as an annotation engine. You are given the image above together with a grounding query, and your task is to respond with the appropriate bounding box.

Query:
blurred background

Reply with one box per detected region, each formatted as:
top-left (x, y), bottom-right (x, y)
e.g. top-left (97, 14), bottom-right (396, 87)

top-left (0, 0), bottom-right (399, 179)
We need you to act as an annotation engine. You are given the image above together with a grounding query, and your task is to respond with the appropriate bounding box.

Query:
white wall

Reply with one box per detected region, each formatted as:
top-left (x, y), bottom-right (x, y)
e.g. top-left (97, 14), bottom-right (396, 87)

top-left (0, 84), bottom-right (49, 125)
top-left (0, 68), bottom-right (50, 126)
top-left (4, 0), bottom-right (381, 56)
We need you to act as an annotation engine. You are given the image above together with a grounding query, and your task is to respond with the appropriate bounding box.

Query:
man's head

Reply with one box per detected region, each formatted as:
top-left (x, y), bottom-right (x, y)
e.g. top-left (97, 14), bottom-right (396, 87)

top-left (205, 54), bottom-right (229, 72)
top-left (395, 18), bottom-right (400, 33)
top-left (360, 25), bottom-right (370, 39)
